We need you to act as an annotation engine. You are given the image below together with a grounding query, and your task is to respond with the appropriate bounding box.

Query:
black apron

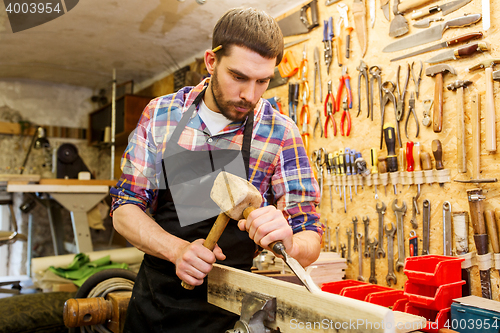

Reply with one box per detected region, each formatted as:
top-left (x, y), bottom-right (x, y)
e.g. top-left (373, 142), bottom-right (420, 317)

top-left (124, 88), bottom-right (257, 333)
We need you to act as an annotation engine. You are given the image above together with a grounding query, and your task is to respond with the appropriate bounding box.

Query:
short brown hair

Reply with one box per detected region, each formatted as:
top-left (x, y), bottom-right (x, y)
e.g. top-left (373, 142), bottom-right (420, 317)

top-left (212, 7), bottom-right (284, 65)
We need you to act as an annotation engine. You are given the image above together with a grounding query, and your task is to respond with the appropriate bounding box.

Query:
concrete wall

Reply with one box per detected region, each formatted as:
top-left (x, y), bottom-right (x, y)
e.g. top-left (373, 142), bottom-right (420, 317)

top-left (0, 79), bottom-right (114, 277)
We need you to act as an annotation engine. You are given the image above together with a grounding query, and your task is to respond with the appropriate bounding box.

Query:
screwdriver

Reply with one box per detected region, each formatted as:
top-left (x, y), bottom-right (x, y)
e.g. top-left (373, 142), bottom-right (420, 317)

top-left (326, 152), bottom-right (334, 212)
top-left (420, 151), bottom-right (433, 186)
top-left (432, 139), bottom-right (445, 187)
top-left (370, 148), bottom-right (379, 199)
top-left (383, 123), bottom-right (398, 195)
top-left (350, 149), bottom-right (358, 195)
top-left (378, 156), bottom-right (388, 196)
top-left (292, 83), bottom-right (300, 124)
top-left (338, 149), bottom-right (347, 213)
top-left (345, 148), bottom-right (353, 202)
top-left (333, 151), bottom-right (341, 199)
top-left (406, 141), bottom-right (414, 190)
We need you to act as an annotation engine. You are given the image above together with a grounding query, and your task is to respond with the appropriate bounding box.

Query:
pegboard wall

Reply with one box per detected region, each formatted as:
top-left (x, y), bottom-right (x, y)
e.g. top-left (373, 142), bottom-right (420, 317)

top-left (263, 0), bottom-right (500, 297)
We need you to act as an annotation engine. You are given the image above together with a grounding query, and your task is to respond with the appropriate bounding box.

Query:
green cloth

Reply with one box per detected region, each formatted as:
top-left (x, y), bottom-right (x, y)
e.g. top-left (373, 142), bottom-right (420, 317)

top-left (48, 253), bottom-right (129, 287)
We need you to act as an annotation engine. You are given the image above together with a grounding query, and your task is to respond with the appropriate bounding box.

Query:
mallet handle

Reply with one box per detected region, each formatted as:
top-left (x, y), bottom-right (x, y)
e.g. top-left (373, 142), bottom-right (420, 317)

top-left (182, 206), bottom-right (257, 290)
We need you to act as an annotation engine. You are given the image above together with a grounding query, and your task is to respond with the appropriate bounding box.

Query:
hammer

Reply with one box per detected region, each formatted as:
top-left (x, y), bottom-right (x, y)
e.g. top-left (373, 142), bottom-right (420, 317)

top-left (468, 59), bottom-right (500, 152)
top-left (447, 80), bottom-right (472, 174)
top-left (425, 64), bottom-right (456, 133)
top-left (181, 171), bottom-right (263, 290)
top-left (183, 171), bottom-right (322, 294)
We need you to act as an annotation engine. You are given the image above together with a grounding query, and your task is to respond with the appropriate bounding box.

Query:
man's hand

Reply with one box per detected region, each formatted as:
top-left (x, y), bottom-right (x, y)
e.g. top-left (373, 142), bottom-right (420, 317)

top-left (237, 206), bottom-right (294, 256)
top-left (175, 239), bottom-right (226, 286)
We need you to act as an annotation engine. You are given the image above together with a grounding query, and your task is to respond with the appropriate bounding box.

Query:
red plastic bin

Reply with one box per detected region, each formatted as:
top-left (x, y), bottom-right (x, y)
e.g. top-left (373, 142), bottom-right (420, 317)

top-left (405, 304), bottom-right (451, 333)
top-left (321, 280), bottom-right (368, 294)
top-left (404, 280), bottom-right (465, 310)
top-left (365, 289), bottom-right (408, 308)
top-left (340, 284), bottom-right (392, 301)
top-left (404, 255), bottom-right (464, 286)
top-left (393, 298), bottom-right (409, 312)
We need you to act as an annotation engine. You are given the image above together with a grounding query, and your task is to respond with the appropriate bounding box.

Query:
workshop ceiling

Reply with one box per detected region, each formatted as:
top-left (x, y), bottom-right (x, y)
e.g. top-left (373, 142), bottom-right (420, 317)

top-left (0, 0), bottom-right (305, 91)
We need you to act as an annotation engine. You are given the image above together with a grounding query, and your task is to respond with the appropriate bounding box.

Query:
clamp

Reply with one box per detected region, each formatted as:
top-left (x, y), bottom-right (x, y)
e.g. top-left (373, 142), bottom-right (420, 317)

top-left (356, 60), bottom-right (370, 118)
top-left (226, 292), bottom-right (276, 333)
top-left (324, 80), bottom-right (337, 138)
top-left (335, 66), bottom-right (352, 113)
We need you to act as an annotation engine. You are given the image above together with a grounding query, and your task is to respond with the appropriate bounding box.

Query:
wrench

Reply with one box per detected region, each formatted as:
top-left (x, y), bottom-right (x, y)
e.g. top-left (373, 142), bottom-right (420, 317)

top-left (422, 199), bottom-right (431, 255)
top-left (357, 233), bottom-right (364, 281)
top-left (385, 222), bottom-right (397, 286)
top-left (443, 201), bottom-right (452, 256)
top-left (352, 216), bottom-right (359, 251)
top-left (341, 244), bottom-right (346, 258)
top-left (369, 237), bottom-right (378, 284)
top-left (335, 226), bottom-right (340, 253)
top-left (422, 99), bottom-right (433, 127)
top-left (376, 202), bottom-right (386, 258)
top-left (392, 199), bottom-right (407, 272)
top-left (409, 195), bottom-right (420, 229)
top-left (363, 216), bottom-right (370, 258)
top-left (346, 228), bottom-right (352, 264)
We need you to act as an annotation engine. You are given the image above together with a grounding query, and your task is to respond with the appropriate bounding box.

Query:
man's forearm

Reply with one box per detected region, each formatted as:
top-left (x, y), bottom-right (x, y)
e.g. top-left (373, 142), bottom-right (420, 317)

top-left (290, 230), bottom-right (322, 267)
top-left (112, 204), bottom-right (188, 264)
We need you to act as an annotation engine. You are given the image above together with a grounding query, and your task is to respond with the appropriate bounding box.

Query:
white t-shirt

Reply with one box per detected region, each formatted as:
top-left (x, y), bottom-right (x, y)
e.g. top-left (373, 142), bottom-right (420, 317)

top-left (198, 99), bottom-right (232, 135)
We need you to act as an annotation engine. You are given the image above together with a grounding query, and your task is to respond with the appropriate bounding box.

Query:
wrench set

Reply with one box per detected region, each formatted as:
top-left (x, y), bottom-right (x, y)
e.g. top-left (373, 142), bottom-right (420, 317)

top-left (328, 197), bottom-right (454, 287)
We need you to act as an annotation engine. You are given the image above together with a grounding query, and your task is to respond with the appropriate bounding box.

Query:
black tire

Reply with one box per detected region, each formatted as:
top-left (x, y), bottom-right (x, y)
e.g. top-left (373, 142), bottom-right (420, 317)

top-left (74, 268), bottom-right (136, 298)
top-left (69, 269), bottom-right (137, 333)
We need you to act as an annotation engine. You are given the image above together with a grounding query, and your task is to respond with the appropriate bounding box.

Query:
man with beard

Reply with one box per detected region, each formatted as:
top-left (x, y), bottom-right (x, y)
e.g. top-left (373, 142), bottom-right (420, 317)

top-left (110, 7), bottom-right (322, 332)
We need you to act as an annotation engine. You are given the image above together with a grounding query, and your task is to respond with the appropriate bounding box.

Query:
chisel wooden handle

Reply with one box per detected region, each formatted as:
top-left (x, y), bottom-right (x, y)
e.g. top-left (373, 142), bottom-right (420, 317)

top-left (413, 142), bottom-right (422, 171)
top-left (485, 67), bottom-right (496, 152)
top-left (484, 210), bottom-right (500, 253)
top-left (468, 189), bottom-right (487, 235)
top-left (472, 93), bottom-right (481, 179)
top-left (432, 139), bottom-right (443, 170)
top-left (457, 86), bottom-right (466, 173)
top-left (433, 72), bottom-right (444, 133)
top-left (398, 0), bottom-right (436, 13)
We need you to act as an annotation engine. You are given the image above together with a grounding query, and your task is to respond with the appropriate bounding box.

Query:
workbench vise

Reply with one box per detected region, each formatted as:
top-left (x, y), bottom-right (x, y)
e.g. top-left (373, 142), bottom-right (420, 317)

top-left (225, 292), bottom-right (279, 333)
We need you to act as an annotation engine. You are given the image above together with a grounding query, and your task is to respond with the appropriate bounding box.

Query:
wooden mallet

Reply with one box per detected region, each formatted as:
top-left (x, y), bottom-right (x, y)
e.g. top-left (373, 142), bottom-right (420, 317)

top-left (181, 171), bottom-right (262, 290)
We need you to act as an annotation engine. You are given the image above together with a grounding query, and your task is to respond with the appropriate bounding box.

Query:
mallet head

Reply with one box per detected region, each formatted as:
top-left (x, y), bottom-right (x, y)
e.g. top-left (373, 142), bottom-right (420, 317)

top-left (210, 171), bottom-right (262, 220)
top-left (425, 64), bottom-right (456, 77)
top-left (447, 80), bottom-right (473, 91)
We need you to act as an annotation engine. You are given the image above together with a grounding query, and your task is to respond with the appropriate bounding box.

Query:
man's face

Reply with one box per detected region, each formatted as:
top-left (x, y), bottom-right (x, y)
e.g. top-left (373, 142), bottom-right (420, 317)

top-left (208, 45), bottom-right (276, 122)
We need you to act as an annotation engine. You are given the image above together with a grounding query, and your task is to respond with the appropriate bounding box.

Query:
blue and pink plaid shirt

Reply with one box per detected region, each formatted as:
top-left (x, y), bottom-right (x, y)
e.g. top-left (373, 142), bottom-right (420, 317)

top-left (110, 79), bottom-right (323, 235)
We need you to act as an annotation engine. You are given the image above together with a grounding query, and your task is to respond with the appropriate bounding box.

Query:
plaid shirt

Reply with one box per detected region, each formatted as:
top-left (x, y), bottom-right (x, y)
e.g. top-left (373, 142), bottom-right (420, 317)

top-left (110, 79), bottom-right (323, 235)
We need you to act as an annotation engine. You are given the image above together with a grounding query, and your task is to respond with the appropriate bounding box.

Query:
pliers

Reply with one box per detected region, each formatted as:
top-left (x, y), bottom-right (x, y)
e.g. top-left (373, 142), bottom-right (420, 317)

top-left (405, 92), bottom-right (420, 139)
top-left (300, 89), bottom-right (311, 152)
top-left (411, 61), bottom-right (423, 100)
top-left (379, 81), bottom-right (397, 149)
top-left (324, 80), bottom-right (337, 138)
top-left (314, 109), bottom-right (324, 138)
top-left (313, 47), bottom-right (322, 104)
top-left (340, 96), bottom-right (351, 136)
top-left (396, 64), bottom-right (410, 122)
top-left (356, 60), bottom-right (369, 118)
top-left (323, 17), bottom-right (334, 75)
top-left (336, 66), bottom-right (352, 113)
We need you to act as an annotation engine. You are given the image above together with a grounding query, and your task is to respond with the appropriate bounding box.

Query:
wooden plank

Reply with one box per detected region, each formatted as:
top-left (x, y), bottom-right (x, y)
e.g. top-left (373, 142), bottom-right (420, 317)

top-left (7, 184), bottom-right (109, 193)
top-left (39, 178), bottom-right (117, 186)
top-left (208, 264), bottom-right (426, 333)
top-left (0, 174), bottom-right (41, 182)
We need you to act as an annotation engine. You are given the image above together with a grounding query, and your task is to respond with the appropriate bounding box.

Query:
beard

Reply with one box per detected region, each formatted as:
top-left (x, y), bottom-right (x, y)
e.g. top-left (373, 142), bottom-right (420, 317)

top-left (210, 68), bottom-right (256, 122)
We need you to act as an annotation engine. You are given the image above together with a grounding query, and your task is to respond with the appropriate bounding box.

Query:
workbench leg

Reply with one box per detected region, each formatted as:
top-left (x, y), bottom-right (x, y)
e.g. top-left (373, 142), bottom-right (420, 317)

top-left (70, 211), bottom-right (93, 253)
top-left (46, 199), bottom-right (65, 255)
